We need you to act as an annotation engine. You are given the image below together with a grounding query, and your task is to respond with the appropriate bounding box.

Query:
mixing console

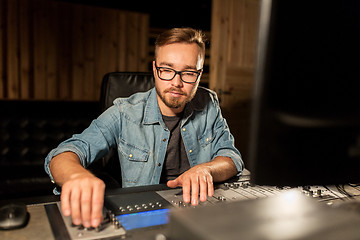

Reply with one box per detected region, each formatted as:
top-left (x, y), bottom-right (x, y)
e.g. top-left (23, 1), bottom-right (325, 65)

top-left (157, 179), bottom-right (360, 208)
top-left (49, 172), bottom-right (360, 240)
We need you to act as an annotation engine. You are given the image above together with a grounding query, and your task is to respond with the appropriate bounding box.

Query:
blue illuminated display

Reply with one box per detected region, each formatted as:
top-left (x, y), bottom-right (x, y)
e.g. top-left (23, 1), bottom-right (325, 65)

top-left (117, 208), bottom-right (170, 230)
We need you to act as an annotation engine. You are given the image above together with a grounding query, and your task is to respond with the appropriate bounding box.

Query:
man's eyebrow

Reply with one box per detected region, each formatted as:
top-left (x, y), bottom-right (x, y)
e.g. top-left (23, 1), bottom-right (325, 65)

top-left (157, 62), bottom-right (174, 68)
top-left (158, 62), bottom-right (198, 70)
top-left (184, 64), bottom-right (198, 70)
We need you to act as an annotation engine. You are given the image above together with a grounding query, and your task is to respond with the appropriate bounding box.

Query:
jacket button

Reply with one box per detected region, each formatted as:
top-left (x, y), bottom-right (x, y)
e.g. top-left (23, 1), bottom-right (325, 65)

top-left (163, 138), bottom-right (167, 142)
top-left (189, 149), bottom-right (193, 153)
top-left (182, 128), bottom-right (186, 132)
top-left (158, 163), bottom-right (161, 167)
top-left (129, 154), bottom-right (133, 158)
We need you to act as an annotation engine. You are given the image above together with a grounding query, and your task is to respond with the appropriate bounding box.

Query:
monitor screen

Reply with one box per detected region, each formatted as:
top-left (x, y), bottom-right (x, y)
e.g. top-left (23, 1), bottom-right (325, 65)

top-left (249, 0), bottom-right (360, 186)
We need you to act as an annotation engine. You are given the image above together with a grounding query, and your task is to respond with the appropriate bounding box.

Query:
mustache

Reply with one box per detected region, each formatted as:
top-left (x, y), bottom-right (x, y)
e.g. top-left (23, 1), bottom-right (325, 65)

top-left (164, 88), bottom-right (187, 96)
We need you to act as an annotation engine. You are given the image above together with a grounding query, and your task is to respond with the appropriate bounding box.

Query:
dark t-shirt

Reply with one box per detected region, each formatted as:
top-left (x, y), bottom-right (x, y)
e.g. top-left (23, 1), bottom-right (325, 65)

top-left (160, 114), bottom-right (190, 183)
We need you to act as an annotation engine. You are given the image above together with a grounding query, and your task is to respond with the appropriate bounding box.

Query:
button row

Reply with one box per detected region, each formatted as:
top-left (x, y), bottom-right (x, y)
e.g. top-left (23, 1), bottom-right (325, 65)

top-left (171, 200), bottom-right (191, 208)
top-left (118, 202), bottom-right (163, 213)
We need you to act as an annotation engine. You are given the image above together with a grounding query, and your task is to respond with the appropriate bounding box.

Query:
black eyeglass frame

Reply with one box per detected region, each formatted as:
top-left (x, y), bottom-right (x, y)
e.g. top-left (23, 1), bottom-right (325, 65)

top-left (154, 62), bottom-right (202, 83)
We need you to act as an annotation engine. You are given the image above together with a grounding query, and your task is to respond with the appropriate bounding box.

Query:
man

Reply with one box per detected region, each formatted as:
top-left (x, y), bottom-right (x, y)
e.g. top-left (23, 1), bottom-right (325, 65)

top-left (45, 27), bottom-right (243, 228)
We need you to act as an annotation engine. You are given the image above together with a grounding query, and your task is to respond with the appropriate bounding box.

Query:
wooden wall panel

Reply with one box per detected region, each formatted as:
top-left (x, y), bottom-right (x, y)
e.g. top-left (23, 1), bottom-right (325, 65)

top-left (0, 0), bottom-right (150, 101)
top-left (71, 4), bottom-right (84, 101)
top-left (46, 1), bottom-right (58, 99)
top-left (19, 0), bottom-right (31, 99)
top-left (127, 13), bottom-right (139, 71)
top-left (94, 7), bottom-right (116, 98)
top-left (228, 0), bottom-right (259, 68)
top-left (57, 2), bottom-right (72, 100)
top-left (210, 0), bottom-right (259, 106)
top-left (0, 0), bottom-right (5, 98)
top-left (210, 0), bottom-right (260, 163)
top-left (117, 13), bottom-right (127, 72)
top-left (83, 6), bottom-right (96, 101)
top-left (7, 0), bottom-right (20, 99)
top-left (139, 15), bottom-right (150, 71)
top-left (33, 0), bottom-right (46, 99)
top-left (209, 0), bottom-right (230, 92)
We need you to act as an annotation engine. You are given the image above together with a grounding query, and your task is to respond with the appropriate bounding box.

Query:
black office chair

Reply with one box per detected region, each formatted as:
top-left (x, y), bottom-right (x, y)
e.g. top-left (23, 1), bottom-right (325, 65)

top-left (89, 72), bottom-right (155, 187)
top-left (99, 72), bottom-right (155, 112)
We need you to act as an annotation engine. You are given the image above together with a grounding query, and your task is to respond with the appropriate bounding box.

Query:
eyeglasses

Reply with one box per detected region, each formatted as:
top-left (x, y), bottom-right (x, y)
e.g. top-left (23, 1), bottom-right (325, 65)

top-left (155, 62), bottom-right (202, 83)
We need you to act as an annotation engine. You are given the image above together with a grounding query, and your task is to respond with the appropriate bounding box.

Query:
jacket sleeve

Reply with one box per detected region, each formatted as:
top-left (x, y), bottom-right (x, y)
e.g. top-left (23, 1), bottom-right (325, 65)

top-left (209, 93), bottom-right (244, 175)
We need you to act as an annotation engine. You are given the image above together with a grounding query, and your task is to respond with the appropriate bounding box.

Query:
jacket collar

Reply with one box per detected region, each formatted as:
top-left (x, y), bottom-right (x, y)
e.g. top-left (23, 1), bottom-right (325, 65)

top-left (143, 88), bottom-right (163, 125)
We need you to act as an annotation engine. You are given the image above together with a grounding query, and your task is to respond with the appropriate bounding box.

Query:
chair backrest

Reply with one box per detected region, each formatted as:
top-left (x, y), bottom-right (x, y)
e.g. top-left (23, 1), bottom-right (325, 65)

top-left (100, 72), bottom-right (155, 112)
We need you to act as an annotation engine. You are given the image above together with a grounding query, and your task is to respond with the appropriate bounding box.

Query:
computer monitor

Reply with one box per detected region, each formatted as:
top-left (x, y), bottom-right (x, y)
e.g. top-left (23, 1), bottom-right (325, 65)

top-left (249, 0), bottom-right (360, 186)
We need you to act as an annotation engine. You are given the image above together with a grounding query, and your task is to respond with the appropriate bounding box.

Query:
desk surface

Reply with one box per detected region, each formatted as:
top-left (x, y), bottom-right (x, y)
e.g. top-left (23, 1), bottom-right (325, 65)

top-left (0, 204), bottom-right (54, 240)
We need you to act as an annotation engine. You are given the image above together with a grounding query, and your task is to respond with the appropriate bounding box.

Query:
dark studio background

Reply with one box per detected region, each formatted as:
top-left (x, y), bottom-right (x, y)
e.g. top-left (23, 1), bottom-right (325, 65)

top-left (61, 0), bottom-right (212, 30)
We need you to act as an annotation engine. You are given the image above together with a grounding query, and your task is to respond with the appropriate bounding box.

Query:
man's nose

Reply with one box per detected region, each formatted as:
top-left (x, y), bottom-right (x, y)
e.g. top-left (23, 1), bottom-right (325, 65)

top-left (171, 73), bottom-right (183, 87)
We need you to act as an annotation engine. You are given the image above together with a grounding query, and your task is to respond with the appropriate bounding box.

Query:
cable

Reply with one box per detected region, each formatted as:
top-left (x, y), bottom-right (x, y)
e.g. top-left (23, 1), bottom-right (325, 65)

top-left (335, 184), bottom-right (353, 198)
top-left (323, 185), bottom-right (345, 201)
top-left (348, 183), bottom-right (360, 187)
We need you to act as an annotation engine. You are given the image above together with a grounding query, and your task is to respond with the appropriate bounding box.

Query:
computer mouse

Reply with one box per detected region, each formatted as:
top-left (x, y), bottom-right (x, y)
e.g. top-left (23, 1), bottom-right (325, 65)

top-left (0, 203), bottom-right (29, 230)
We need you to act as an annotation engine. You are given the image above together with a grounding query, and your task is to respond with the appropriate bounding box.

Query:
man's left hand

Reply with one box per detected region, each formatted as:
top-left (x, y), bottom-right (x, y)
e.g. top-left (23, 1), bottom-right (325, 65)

top-left (167, 165), bottom-right (214, 205)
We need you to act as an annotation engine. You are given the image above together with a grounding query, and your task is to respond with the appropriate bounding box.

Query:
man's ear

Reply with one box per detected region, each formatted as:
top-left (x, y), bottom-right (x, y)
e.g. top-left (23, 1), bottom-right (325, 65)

top-left (152, 61), bottom-right (158, 82)
top-left (152, 61), bottom-right (156, 74)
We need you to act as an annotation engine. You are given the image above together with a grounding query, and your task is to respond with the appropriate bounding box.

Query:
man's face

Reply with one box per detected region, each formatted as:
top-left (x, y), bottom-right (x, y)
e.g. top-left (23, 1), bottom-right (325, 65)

top-left (153, 43), bottom-right (203, 116)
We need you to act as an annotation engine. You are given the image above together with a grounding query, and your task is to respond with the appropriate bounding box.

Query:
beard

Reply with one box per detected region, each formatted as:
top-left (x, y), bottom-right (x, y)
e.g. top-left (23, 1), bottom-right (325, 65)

top-left (156, 85), bottom-right (198, 109)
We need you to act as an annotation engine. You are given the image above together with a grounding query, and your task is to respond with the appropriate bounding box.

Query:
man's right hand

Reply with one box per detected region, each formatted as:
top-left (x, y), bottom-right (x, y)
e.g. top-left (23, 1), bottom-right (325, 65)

top-left (61, 173), bottom-right (105, 228)
top-left (49, 152), bottom-right (106, 228)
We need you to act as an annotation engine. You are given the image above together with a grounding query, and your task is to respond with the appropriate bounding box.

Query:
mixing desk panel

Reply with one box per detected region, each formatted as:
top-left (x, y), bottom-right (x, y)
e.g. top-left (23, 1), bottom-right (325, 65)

top-left (2, 170), bottom-right (357, 240)
top-left (46, 173), bottom-right (360, 240)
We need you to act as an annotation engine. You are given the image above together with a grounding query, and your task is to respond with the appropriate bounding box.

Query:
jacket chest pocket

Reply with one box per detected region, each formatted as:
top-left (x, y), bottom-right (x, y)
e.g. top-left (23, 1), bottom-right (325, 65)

top-left (199, 129), bottom-right (214, 148)
top-left (118, 139), bottom-right (150, 183)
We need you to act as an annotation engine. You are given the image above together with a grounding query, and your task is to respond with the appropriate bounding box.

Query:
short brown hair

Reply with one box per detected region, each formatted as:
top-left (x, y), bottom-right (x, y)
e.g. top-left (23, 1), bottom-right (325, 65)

top-left (155, 27), bottom-right (206, 65)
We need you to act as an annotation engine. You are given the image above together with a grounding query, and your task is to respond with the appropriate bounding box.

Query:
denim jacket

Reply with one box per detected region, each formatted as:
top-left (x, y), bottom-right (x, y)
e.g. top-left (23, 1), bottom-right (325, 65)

top-left (44, 87), bottom-right (243, 190)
